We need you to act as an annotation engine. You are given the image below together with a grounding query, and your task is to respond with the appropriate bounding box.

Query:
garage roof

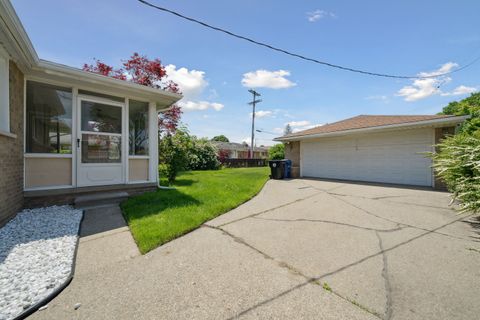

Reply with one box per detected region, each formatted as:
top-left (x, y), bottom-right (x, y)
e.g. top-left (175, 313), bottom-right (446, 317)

top-left (275, 114), bottom-right (469, 141)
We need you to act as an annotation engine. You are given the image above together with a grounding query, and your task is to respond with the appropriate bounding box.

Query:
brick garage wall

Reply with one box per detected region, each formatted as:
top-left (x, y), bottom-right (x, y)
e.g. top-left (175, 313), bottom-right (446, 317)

top-left (434, 126), bottom-right (456, 191)
top-left (284, 141), bottom-right (300, 178)
top-left (0, 61), bottom-right (24, 226)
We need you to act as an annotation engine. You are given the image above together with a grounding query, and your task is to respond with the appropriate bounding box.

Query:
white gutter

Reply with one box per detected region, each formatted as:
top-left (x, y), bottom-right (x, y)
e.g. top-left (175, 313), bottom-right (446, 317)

top-left (275, 115), bottom-right (470, 142)
top-left (36, 60), bottom-right (182, 105)
top-left (37, 60), bottom-right (181, 100)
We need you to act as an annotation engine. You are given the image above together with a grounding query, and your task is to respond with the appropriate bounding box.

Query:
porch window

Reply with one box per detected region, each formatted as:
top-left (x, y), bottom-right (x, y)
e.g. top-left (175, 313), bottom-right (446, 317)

top-left (26, 81), bottom-right (73, 154)
top-left (129, 100), bottom-right (149, 156)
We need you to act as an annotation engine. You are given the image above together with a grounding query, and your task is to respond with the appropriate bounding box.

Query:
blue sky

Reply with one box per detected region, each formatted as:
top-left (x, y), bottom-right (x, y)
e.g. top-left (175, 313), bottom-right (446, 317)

top-left (12, 0), bottom-right (480, 145)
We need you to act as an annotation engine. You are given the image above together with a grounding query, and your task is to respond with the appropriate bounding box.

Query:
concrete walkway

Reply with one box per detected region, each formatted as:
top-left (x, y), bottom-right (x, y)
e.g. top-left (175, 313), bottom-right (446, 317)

top-left (30, 179), bottom-right (480, 320)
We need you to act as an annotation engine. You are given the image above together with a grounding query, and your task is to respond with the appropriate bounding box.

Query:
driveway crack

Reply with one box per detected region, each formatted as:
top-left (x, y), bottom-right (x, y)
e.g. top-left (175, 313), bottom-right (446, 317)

top-left (202, 224), bottom-right (306, 277)
top-left (252, 216), bottom-right (403, 233)
top-left (202, 224), bottom-right (383, 319)
top-left (216, 191), bottom-right (323, 228)
top-left (375, 231), bottom-right (393, 320)
top-left (212, 214), bottom-right (466, 319)
top-left (323, 190), bottom-right (474, 242)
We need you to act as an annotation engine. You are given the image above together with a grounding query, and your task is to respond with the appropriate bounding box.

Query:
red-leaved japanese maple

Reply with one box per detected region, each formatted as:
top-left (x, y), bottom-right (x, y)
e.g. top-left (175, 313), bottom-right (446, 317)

top-left (83, 52), bottom-right (182, 135)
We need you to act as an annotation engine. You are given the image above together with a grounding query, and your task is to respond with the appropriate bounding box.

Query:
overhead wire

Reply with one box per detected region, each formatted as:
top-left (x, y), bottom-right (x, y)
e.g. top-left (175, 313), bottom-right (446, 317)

top-left (137, 0), bottom-right (480, 80)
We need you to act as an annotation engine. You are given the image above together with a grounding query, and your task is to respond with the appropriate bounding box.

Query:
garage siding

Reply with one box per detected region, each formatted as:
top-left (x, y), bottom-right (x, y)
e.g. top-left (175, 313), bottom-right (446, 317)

top-left (300, 128), bottom-right (434, 186)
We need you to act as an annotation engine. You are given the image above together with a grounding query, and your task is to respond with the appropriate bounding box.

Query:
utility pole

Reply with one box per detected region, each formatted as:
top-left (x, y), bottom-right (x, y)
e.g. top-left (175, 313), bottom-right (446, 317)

top-left (248, 89), bottom-right (262, 159)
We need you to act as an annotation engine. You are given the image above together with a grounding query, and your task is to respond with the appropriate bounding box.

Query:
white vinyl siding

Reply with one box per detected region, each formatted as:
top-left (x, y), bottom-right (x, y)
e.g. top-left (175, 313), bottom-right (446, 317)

top-left (301, 128), bottom-right (434, 186)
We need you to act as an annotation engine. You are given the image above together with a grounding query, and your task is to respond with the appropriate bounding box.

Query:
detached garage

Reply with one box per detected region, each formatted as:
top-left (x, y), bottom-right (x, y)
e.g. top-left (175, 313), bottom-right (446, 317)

top-left (276, 115), bottom-right (468, 188)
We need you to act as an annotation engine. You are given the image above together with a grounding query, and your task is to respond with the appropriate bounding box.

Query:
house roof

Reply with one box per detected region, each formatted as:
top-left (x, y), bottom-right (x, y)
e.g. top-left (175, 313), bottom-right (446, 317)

top-left (275, 115), bottom-right (469, 141)
top-left (212, 141), bottom-right (269, 152)
top-left (0, 0), bottom-right (182, 110)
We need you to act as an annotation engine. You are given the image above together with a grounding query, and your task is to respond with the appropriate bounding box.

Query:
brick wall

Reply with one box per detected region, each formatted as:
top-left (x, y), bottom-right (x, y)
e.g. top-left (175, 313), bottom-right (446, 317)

top-left (284, 141), bottom-right (300, 178)
top-left (0, 61), bottom-right (24, 226)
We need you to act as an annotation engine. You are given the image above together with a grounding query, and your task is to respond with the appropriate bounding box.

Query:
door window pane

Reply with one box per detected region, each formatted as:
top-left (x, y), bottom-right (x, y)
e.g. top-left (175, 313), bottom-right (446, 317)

top-left (129, 100), bottom-right (149, 155)
top-left (81, 101), bottom-right (122, 133)
top-left (26, 81), bottom-right (72, 153)
top-left (81, 134), bottom-right (121, 163)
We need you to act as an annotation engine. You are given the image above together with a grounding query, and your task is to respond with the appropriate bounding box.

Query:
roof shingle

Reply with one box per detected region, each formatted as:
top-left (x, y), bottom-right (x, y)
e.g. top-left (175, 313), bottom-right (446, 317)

top-left (281, 114), bottom-right (460, 139)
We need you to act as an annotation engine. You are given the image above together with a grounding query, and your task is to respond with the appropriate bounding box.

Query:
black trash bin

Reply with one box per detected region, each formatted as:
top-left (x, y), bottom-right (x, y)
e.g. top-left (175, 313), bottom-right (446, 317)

top-left (269, 160), bottom-right (285, 179)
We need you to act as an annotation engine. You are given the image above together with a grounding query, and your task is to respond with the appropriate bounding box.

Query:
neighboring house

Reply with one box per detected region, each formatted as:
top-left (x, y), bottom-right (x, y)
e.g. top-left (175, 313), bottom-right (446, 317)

top-left (213, 141), bottom-right (269, 159)
top-left (0, 0), bottom-right (182, 225)
top-left (275, 115), bottom-right (468, 188)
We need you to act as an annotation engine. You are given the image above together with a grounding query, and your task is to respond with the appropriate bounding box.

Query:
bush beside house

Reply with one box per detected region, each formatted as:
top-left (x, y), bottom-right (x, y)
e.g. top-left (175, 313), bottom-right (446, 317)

top-left (188, 138), bottom-right (220, 171)
top-left (159, 128), bottom-right (220, 184)
top-left (432, 92), bottom-right (480, 213)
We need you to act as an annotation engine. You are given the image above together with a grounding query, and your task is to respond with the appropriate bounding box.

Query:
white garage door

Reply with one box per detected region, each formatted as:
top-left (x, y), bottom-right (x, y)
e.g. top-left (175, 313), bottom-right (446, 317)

top-left (301, 128), bottom-right (434, 186)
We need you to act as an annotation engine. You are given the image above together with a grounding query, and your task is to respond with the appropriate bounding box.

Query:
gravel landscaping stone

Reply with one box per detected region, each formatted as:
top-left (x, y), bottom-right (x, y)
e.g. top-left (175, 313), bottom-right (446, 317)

top-left (0, 206), bottom-right (82, 320)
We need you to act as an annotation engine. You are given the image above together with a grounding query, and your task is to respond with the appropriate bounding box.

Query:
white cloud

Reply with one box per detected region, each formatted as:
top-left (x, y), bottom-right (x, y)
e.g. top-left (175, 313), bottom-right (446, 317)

top-left (179, 101), bottom-right (224, 112)
top-left (251, 110), bottom-right (273, 118)
top-left (273, 127), bottom-right (284, 134)
top-left (307, 10), bottom-right (336, 22)
top-left (165, 64), bottom-right (207, 100)
top-left (286, 120), bottom-right (311, 127)
top-left (441, 85), bottom-right (477, 96)
top-left (166, 64), bottom-right (224, 112)
top-left (396, 62), bottom-right (457, 102)
top-left (242, 70), bottom-right (296, 89)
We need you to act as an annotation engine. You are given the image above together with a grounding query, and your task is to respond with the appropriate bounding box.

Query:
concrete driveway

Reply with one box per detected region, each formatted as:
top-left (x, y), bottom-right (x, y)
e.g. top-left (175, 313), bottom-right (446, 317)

top-left (31, 179), bottom-right (480, 320)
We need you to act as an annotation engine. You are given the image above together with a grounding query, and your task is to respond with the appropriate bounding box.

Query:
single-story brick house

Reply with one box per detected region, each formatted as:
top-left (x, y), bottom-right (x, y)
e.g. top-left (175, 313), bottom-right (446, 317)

top-left (0, 0), bottom-right (182, 224)
top-left (275, 115), bottom-right (468, 188)
top-left (212, 141), bottom-right (269, 159)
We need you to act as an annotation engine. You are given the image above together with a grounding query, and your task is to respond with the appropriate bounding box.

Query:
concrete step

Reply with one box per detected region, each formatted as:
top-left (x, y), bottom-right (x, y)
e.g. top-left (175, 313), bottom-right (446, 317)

top-left (74, 191), bottom-right (129, 209)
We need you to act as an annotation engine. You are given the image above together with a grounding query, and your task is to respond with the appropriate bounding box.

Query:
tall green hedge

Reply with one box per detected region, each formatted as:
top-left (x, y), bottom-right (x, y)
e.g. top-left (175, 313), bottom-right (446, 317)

top-left (432, 132), bottom-right (480, 213)
top-left (432, 92), bottom-right (480, 213)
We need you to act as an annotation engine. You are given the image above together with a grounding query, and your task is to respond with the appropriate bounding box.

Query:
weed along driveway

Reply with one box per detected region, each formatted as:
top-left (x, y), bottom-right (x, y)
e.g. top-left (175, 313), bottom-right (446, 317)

top-left (31, 179), bottom-right (480, 320)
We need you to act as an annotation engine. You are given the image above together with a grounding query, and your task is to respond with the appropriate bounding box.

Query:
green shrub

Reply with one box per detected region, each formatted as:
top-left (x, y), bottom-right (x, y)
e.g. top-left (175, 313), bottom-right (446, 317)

top-left (269, 143), bottom-right (285, 160)
top-left (158, 163), bottom-right (171, 186)
top-left (158, 128), bottom-right (192, 184)
top-left (431, 131), bottom-right (480, 213)
top-left (188, 138), bottom-right (220, 170)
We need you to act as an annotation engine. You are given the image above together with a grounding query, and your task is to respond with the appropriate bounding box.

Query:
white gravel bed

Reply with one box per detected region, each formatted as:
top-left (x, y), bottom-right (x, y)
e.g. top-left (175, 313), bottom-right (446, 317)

top-left (0, 206), bottom-right (82, 320)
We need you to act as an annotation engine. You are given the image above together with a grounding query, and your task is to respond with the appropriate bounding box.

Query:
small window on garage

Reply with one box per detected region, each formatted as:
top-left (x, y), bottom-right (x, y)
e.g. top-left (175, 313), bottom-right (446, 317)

top-left (0, 47), bottom-right (10, 133)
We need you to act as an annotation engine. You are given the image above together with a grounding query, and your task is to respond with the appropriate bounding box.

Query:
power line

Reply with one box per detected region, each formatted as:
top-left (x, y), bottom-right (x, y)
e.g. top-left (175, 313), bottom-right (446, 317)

top-left (137, 0), bottom-right (479, 80)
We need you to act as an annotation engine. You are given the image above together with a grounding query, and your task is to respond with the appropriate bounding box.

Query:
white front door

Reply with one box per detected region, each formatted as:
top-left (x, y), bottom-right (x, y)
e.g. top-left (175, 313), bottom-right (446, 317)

top-left (77, 97), bottom-right (125, 187)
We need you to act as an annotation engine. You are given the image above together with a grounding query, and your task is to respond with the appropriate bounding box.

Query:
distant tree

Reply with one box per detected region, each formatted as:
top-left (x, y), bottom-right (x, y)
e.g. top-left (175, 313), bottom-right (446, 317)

top-left (83, 52), bottom-right (182, 135)
top-left (269, 143), bottom-right (285, 160)
top-left (284, 124), bottom-right (293, 135)
top-left (211, 135), bottom-right (229, 142)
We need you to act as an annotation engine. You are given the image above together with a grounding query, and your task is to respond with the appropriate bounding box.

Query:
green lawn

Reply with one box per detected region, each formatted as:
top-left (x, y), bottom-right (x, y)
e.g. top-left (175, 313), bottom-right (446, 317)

top-left (121, 167), bottom-right (270, 253)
